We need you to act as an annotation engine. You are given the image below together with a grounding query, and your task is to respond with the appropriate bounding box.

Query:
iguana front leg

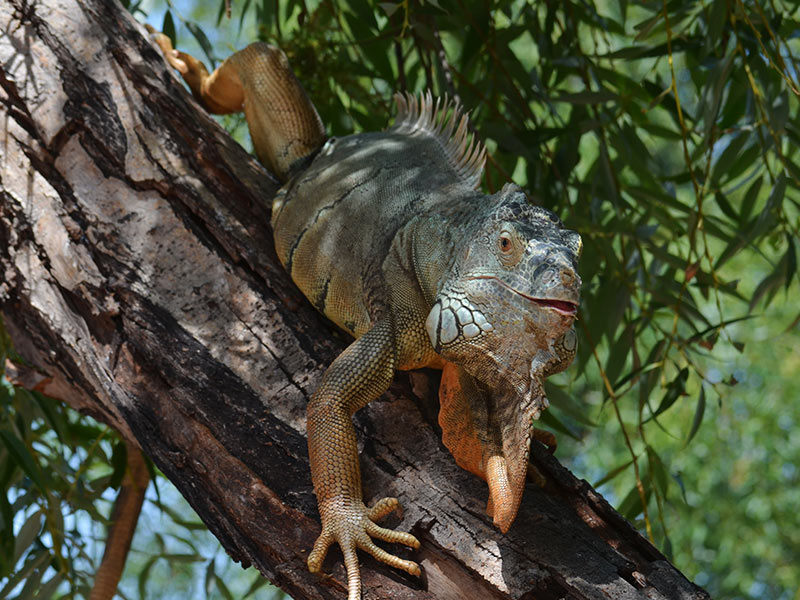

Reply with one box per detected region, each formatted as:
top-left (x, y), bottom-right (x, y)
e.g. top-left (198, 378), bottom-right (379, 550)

top-left (307, 318), bottom-right (421, 600)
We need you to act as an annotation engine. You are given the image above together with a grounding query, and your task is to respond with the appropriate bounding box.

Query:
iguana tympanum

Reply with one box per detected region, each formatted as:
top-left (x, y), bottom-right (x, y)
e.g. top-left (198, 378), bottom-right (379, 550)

top-left (153, 34), bottom-right (581, 599)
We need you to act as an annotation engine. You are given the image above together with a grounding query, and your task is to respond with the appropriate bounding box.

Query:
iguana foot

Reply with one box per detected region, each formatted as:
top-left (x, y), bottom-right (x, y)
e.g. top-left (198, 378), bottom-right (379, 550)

top-left (147, 25), bottom-right (207, 84)
top-left (526, 428), bottom-right (556, 487)
top-left (532, 427), bottom-right (557, 453)
top-left (308, 497), bottom-right (420, 600)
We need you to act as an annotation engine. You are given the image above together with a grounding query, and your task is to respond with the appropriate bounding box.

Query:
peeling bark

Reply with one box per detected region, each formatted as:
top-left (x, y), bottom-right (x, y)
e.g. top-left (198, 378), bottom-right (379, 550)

top-left (0, 1), bottom-right (711, 599)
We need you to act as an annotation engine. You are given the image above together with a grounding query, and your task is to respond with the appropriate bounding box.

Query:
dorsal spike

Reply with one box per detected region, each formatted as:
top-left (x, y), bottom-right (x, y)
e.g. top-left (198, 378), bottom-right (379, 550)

top-left (391, 91), bottom-right (486, 189)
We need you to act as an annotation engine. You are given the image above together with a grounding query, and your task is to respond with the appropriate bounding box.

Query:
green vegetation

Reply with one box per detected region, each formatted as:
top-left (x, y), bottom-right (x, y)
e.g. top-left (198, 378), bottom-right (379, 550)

top-left (0, 320), bottom-right (285, 599)
top-left (1, 319), bottom-right (117, 598)
top-left (3, 0), bottom-right (799, 598)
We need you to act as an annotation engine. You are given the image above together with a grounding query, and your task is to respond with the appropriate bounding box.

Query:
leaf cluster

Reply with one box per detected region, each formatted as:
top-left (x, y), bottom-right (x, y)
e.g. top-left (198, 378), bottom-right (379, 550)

top-left (0, 318), bottom-right (126, 599)
top-left (0, 314), bottom-right (287, 599)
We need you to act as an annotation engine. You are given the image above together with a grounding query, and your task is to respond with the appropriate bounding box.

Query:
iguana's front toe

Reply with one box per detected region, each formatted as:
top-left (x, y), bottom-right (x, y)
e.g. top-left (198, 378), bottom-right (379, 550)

top-left (308, 497), bottom-right (420, 600)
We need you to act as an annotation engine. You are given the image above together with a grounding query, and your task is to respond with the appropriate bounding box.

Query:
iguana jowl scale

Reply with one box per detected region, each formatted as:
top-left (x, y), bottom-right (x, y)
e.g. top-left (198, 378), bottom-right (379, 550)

top-left (154, 36), bottom-right (582, 600)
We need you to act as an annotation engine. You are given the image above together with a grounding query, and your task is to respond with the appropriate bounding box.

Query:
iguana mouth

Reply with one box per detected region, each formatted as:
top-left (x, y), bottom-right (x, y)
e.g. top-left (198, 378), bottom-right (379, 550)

top-left (469, 276), bottom-right (578, 316)
top-left (531, 298), bottom-right (577, 315)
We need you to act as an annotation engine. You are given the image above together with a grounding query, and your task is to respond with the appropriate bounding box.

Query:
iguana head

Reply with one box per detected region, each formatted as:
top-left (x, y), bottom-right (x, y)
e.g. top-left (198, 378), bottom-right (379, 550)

top-left (427, 183), bottom-right (581, 531)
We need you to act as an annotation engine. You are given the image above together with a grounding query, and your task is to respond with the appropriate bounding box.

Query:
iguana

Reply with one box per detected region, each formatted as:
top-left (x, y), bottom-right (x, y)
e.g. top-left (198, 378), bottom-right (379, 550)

top-left (152, 34), bottom-right (582, 600)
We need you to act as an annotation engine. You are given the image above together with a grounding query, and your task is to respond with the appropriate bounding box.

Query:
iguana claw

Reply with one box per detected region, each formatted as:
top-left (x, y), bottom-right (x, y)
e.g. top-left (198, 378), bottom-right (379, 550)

top-left (308, 497), bottom-right (420, 600)
top-left (146, 25), bottom-right (190, 74)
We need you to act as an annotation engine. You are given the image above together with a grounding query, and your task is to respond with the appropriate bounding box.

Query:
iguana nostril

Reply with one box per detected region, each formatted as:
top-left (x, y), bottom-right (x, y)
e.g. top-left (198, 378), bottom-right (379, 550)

top-left (560, 269), bottom-right (574, 286)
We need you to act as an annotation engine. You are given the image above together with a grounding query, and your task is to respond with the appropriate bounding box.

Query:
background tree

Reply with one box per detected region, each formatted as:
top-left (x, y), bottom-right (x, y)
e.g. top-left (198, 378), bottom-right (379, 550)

top-left (1, 0), bottom-right (798, 598)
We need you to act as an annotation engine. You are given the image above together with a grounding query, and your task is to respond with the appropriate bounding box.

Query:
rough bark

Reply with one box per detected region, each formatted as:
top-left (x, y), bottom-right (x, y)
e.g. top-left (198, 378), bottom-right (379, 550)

top-left (0, 1), bottom-right (711, 599)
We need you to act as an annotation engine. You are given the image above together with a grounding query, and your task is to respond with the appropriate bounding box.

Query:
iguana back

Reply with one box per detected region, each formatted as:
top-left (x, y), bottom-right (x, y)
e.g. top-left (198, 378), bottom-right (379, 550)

top-left (271, 93), bottom-right (485, 338)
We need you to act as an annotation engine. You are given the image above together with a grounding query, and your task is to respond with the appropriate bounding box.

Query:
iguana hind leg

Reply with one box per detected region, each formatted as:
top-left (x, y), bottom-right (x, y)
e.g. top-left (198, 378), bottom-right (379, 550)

top-left (150, 29), bottom-right (326, 180)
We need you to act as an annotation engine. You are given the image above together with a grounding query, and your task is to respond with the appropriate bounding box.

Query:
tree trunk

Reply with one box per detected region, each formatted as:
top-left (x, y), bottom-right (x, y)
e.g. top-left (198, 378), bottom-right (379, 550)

top-left (0, 1), bottom-right (710, 599)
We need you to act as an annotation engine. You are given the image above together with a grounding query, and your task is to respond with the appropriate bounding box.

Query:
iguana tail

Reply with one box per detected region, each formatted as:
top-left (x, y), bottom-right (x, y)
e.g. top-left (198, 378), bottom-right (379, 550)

top-left (88, 445), bottom-right (149, 600)
top-left (150, 29), bottom-right (326, 180)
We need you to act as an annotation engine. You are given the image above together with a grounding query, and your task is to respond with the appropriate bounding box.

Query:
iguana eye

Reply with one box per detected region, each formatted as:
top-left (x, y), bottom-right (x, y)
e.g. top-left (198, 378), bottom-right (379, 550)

top-left (498, 232), bottom-right (513, 254)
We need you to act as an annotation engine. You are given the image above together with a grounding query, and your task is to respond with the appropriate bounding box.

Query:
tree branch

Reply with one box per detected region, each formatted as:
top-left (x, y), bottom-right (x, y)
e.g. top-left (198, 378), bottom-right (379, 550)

top-left (0, 1), bottom-right (709, 598)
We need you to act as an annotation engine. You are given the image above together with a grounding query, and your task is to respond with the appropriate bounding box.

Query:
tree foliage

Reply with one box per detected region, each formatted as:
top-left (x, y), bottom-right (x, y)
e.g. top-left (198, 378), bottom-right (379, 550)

top-left (3, 0), bottom-right (799, 598)
top-left (0, 319), bottom-right (116, 598)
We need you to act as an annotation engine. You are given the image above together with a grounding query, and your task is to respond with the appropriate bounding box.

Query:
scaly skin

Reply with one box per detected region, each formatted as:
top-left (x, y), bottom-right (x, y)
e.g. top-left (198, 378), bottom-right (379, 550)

top-left (153, 35), bottom-right (582, 600)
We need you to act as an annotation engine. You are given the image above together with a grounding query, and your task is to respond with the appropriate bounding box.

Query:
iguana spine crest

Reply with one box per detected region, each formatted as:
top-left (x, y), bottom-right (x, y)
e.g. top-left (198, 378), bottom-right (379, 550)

top-left (392, 91), bottom-right (486, 189)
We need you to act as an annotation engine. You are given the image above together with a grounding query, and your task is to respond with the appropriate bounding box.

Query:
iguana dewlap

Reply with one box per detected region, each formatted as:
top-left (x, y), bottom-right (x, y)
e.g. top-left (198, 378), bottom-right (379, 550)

top-left (153, 36), bottom-right (582, 600)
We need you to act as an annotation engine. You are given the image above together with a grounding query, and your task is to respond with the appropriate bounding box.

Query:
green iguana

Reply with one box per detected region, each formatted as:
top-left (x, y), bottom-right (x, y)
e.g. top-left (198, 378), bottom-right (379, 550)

top-left (153, 34), bottom-right (582, 600)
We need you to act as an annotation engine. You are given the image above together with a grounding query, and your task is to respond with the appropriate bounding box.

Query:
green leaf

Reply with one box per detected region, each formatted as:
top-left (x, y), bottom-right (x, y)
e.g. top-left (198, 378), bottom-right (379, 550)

top-left (710, 132), bottom-right (749, 185)
top-left (769, 91), bottom-right (790, 135)
top-left (701, 54), bottom-right (734, 141)
top-left (242, 574), bottom-right (270, 598)
top-left (661, 534), bottom-right (674, 562)
top-left (237, 0), bottom-right (252, 33)
top-left (15, 559), bottom-right (44, 600)
top-left (539, 409), bottom-right (580, 440)
top-left (215, 0), bottom-right (226, 25)
top-left (785, 234), bottom-right (797, 291)
top-left (685, 386), bottom-right (706, 446)
top-left (545, 383), bottom-right (597, 428)
top-left (32, 392), bottom-right (68, 444)
top-left (0, 430), bottom-right (47, 493)
top-left (109, 440), bottom-right (128, 490)
top-left (593, 458), bottom-right (635, 488)
top-left (672, 471), bottom-right (689, 505)
top-left (723, 143), bottom-right (761, 186)
top-left (13, 510), bottom-right (42, 564)
top-left (205, 557), bottom-right (215, 598)
top-left (646, 445), bottom-right (669, 498)
top-left (552, 90), bottom-right (618, 104)
top-left (750, 263), bottom-right (786, 310)
top-left (740, 174), bottom-right (763, 223)
top-left (34, 572), bottom-right (64, 600)
top-left (650, 368), bottom-right (689, 419)
top-left (185, 21), bottom-right (216, 67)
top-left (161, 552), bottom-right (206, 562)
top-left (0, 549), bottom-right (48, 598)
top-left (713, 191), bottom-right (739, 222)
top-left (716, 175), bottom-right (784, 269)
top-left (379, 3), bottom-right (401, 18)
top-left (705, 0), bottom-right (727, 49)
top-left (0, 494), bottom-right (13, 576)
top-left (162, 10), bottom-right (176, 47)
top-left (606, 323), bottom-right (633, 390)
top-left (137, 556), bottom-right (159, 599)
top-left (214, 572), bottom-right (235, 600)
top-left (618, 478), bottom-right (651, 521)
top-left (149, 497), bottom-right (206, 530)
